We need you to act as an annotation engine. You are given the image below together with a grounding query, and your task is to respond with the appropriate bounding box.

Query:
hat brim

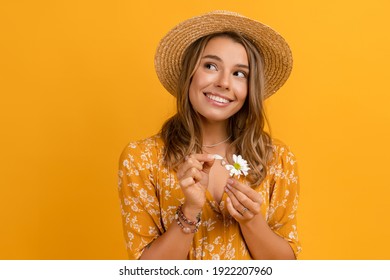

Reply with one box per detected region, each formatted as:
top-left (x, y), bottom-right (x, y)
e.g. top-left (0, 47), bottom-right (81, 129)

top-left (154, 11), bottom-right (293, 99)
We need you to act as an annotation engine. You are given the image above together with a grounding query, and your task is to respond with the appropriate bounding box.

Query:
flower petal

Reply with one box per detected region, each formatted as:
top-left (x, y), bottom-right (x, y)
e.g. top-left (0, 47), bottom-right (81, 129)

top-left (213, 154), bottom-right (224, 160)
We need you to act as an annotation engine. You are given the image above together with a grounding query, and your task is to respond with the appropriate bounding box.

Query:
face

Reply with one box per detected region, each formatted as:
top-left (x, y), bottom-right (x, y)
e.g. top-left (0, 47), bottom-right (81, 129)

top-left (189, 36), bottom-right (249, 124)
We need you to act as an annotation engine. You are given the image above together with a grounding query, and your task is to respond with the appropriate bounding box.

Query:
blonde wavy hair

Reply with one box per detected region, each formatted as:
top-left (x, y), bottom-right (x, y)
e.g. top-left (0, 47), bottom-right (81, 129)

top-left (160, 32), bottom-right (273, 186)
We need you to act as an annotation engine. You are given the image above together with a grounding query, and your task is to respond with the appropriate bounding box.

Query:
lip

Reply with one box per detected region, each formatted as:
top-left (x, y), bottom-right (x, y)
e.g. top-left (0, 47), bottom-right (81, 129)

top-left (204, 92), bottom-right (234, 106)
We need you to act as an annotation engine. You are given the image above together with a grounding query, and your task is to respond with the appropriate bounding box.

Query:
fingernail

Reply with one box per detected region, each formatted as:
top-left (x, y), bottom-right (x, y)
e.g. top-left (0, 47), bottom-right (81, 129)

top-left (225, 187), bottom-right (230, 193)
top-left (227, 178), bottom-right (234, 185)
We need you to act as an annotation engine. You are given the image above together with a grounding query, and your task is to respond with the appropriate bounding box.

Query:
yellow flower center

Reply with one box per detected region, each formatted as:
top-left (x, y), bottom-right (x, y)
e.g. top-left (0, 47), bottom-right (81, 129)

top-left (233, 163), bottom-right (241, 170)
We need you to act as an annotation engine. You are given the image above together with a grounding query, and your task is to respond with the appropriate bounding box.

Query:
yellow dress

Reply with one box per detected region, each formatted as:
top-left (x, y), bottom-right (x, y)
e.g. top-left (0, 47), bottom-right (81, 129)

top-left (118, 134), bottom-right (301, 259)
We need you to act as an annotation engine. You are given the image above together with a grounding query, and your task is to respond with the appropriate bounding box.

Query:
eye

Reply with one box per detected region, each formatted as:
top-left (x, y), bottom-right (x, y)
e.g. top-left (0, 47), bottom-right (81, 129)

top-left (205, 63), bottom-right (217, 71)
top-left (234, 71), bottom-right (247, 78)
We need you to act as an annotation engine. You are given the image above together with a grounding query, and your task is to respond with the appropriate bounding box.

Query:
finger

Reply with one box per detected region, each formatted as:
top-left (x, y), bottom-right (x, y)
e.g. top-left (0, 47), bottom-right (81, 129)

top-left (190, 153), bottom-right (215, 163)
top-left (179, 176), bottom-right (195, 188)
top-left (185, 156), bottom-right (204, 170)
top-left (226, 196), bottom-right (240, 218)
top-left (225, 184), bottom-right (260, 216)
top-left (182, 167), bottom-right (202, 182)
top-left (226, 184), bottom-right (253, 207)
top-left (190, 154), bottom-right (215, 174)
top-left (226, 197), bottom-right (252, 220)
top-left (227, 178), bottom-right (263, 204)
top-left (201, 158), bottom-right (215, 174)
top-left (225, 187), bottom-right (246, 212)
top-left (177, 157), bottom-right (203, 179)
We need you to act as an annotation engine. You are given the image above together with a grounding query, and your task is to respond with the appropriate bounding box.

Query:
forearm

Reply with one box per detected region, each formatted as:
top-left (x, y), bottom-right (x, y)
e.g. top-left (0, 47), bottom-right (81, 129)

top-left (240, 215), bottom-right (295, 260)
top-left (139, 224), bottom-right (193, 259)
top-left (141, 153), bottom-right (212, 259)
top-left (140, 205), bottom-right (200, 260)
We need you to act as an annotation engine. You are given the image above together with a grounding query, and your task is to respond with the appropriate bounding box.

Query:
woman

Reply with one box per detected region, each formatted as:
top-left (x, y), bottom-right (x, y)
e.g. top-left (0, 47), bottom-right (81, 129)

top-left (118, 11), bottom-right (300, 260)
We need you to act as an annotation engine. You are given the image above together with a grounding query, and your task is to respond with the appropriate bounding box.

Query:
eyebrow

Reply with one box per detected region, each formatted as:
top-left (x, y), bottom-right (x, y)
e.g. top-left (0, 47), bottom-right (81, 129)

top-left (201, 54), bottom-right (249, 69)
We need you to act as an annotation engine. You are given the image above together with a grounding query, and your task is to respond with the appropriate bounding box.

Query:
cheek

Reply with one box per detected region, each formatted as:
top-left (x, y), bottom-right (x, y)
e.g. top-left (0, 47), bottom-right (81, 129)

top-left (188, 71), bottom-right (209, 100)
top-left (188, 79), bottom-right (200, 108)
top-left (188, 77), bottom-right (197, 97)
top-left (235, 83), bottom-right (248, 102)
top-left (191, 68), bottom-right (216, 90)
top-left (189, 73), bottom-right (200, 95)
top-left (188, 85), bottom-right (195, 104)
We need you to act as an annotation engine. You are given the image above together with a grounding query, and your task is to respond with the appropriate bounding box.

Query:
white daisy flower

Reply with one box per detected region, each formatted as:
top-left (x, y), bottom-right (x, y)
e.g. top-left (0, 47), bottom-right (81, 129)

top-left (224, 154), bottom-right (250, 178)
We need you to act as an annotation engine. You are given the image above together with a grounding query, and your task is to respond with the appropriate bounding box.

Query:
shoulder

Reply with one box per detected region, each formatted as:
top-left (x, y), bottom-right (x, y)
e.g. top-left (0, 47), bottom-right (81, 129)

top-left (269, 138), bottom-right (298, 168)
top-left (123, 134), bottom-right (164, 151)
top-left (119, 134), bottom-right (165, 165)
top-left (267, 138), bottom-right (299, 187)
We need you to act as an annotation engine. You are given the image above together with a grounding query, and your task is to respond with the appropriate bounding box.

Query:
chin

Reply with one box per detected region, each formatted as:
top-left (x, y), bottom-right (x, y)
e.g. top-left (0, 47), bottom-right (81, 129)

top-left (200, 114), bottom-right (233, 123)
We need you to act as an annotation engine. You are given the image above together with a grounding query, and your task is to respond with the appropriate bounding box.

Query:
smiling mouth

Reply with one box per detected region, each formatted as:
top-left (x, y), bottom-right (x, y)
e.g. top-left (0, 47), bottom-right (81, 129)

top-left (205, 93), bottom-right (231, 104)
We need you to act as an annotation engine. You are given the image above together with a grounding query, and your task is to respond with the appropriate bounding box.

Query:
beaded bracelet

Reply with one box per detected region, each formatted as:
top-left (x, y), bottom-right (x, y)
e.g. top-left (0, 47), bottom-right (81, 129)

top-left (176, 217), bottom-right (199, 234)
top-left (175, 204), bottom-right (201, 234)
top-left (176, 204), bottom-right (201, 225)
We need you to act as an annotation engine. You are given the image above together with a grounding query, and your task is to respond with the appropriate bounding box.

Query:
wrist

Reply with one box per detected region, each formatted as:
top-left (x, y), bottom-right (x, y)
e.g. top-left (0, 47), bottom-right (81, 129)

top-left (181, 203), bottom-right (202, 221)
top-left (239, 213), bottom-right (265, 229)
top-left (175, 204), bottom-right (202, 234)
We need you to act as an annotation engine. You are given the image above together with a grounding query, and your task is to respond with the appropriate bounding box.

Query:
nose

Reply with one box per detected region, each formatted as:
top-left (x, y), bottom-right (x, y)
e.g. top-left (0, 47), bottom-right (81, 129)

top-left (216, 71), bottom-right (230, 90)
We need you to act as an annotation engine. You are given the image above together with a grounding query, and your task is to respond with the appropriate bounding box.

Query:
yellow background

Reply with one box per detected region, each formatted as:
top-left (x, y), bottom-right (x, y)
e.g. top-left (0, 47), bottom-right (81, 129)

top-left (1, 0), bottom-right (389, 259)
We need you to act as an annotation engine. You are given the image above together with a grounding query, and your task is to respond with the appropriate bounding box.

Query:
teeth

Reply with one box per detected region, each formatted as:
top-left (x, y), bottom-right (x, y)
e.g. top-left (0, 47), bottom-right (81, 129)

top-left (206, 94), bottom-right (230, 104)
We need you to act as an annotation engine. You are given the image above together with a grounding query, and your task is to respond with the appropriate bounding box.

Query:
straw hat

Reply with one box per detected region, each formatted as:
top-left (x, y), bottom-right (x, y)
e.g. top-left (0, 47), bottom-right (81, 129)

top-left (154, 10), bottom-right (293, 99)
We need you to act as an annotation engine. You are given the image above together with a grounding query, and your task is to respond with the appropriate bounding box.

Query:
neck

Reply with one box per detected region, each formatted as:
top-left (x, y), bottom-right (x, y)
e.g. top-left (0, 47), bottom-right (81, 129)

top-left (200, 118), bottom-right (230, 147)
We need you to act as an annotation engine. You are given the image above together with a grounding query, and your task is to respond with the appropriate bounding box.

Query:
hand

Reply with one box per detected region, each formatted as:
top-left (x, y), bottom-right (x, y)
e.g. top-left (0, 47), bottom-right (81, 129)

top-left (225, 178), bottom-right (263, 223)
top-left (176, 154), bottom-right (215, 217)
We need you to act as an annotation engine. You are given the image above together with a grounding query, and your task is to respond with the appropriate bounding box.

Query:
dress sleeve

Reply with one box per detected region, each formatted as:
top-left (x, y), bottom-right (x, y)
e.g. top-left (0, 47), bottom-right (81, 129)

top-left (118, 140), bottom-right (163, 259)
top-left (267, 143), bottom-right (301, 258)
